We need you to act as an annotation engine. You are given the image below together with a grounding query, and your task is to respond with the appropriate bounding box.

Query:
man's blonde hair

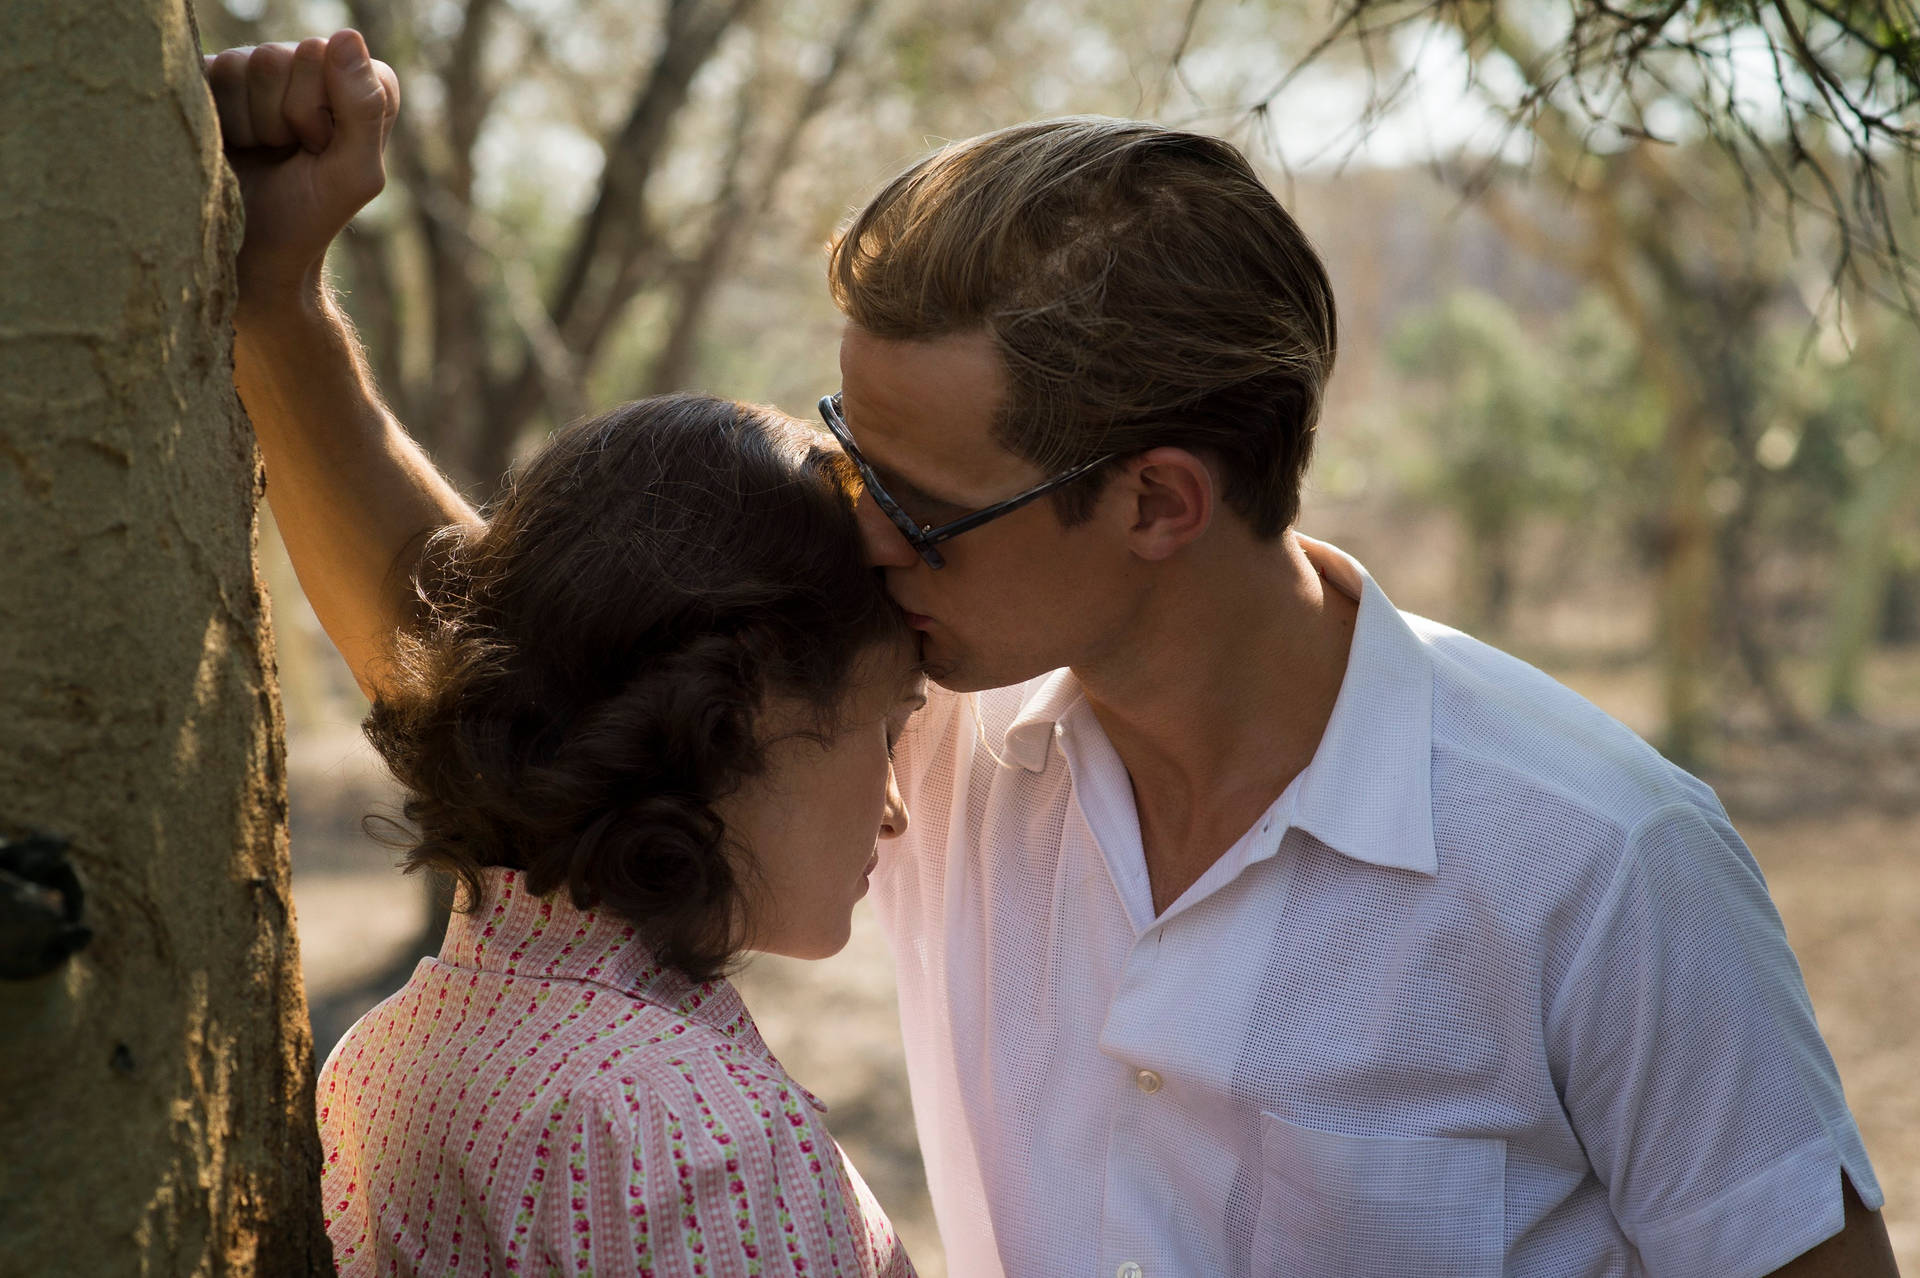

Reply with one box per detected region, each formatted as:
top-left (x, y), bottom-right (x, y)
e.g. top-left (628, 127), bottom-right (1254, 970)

top-left (828, 117), bottom-right (1337, 538)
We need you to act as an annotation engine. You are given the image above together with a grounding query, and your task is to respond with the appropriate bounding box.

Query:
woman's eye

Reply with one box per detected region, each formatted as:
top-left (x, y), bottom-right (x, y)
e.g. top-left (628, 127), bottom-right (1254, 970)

top-left (886, 689), bottom-right (925, 763)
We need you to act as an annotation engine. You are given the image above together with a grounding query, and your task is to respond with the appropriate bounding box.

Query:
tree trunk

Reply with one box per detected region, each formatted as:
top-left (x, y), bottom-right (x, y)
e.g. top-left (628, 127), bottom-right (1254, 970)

top-left (0, 1), bottom-right (330, 1273)
top-left (1657, 398), bottom-right (1716, 770)
top-left (1825, 429), bottom-right (1920, 719)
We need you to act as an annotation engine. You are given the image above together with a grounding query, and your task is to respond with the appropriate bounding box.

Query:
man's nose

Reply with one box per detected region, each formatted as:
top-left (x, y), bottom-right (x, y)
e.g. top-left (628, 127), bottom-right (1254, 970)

top-left (856, 491), bottom-right (921, 569)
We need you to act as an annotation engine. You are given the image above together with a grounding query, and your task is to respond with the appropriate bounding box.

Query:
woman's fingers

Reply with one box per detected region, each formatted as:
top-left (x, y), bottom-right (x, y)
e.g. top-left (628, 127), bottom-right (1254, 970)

top-left (283, 37), bottom-right (335, 154)
top-left (244, 42), bottom-right (297, 149)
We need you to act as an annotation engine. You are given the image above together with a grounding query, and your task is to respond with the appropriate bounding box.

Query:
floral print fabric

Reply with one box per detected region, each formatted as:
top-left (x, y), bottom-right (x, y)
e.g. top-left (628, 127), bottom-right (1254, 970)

top-left (318, 868), bottom-right (913, 1277)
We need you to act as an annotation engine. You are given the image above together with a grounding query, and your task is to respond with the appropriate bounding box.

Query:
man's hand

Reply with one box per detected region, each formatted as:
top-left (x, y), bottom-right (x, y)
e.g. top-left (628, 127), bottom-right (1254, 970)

top-left (203, 30), bottom-right (399, 308)
top-left (203, 30), bottom-right (473, 702)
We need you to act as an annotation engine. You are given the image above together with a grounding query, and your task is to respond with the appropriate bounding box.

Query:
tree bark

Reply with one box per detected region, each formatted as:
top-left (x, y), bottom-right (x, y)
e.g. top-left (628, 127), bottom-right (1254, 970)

top-left (0, 1), bottom-right (329, 1272)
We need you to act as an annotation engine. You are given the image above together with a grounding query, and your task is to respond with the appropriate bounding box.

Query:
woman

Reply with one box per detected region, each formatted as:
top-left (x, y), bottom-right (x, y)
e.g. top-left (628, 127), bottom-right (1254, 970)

top-left (316, 393), bottom-right (925, 1276)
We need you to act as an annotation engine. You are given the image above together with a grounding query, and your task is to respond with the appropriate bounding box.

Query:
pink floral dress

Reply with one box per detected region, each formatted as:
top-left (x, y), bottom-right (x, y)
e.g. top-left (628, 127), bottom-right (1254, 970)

top-left (317, 868), bottom-right (914, 1276)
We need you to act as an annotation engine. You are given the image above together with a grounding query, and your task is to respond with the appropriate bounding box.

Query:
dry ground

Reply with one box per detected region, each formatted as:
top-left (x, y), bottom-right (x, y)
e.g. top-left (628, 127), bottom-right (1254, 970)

top-left (290, 679), bottom-right (1920, 1277)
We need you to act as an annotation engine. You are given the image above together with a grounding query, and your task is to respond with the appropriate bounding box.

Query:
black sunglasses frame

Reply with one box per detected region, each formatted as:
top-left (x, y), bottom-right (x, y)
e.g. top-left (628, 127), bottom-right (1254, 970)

top-left (818, 394), bottom-right (1118, 569)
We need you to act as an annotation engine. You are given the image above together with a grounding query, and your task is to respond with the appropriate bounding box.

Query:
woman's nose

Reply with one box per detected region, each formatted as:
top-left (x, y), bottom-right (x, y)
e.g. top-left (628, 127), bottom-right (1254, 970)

top-left (878, 762), bottom-right (910, 840)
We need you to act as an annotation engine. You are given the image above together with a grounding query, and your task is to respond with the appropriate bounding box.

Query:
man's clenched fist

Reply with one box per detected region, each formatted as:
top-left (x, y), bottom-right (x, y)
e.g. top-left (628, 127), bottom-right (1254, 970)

top-left (204, 30), bottom-right (399, 308)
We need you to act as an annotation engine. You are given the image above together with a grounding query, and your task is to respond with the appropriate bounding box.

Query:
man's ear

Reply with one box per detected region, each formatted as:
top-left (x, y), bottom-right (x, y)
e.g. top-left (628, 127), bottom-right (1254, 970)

top-left (1117, 447), bottom-right (1215, 561)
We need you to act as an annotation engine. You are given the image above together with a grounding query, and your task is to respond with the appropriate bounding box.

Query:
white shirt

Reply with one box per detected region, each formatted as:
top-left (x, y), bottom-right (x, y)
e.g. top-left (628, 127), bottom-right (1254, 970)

top-left (872, 537), bottom-right (1881, 1278)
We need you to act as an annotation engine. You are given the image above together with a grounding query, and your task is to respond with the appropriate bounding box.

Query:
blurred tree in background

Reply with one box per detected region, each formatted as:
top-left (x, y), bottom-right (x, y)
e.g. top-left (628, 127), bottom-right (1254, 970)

top-left (1810, 292), bottom-right (1920, 715)
top-left (1389, 290), bottom-right (1602, 634)
top-left (1243, 0), bottom-right (1919, 294)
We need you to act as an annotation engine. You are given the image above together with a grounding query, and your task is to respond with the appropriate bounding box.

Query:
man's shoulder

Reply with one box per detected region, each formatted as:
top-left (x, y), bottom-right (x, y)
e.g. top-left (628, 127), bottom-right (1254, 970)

top-left (1406, 611), bottom-right (1723, 852)
top-left (1392, 614), bottom-right (1765, 989)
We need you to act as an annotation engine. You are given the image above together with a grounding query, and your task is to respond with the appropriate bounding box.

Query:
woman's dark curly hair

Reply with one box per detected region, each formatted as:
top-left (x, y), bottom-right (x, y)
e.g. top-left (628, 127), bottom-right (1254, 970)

top-left (363, 394), bottom-right (905, 982)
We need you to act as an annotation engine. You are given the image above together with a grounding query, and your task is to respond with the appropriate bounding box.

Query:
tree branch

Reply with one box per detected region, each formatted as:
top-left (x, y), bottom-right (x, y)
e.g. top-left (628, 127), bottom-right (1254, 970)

top-left (647, 0), bottom-right (880, 392)
top-left (472, 0), bottom-right (758, 466)
top-left (1225, 0), bottom-right (1920, 308)
top-left (546, 0), bottom-right (758, 345)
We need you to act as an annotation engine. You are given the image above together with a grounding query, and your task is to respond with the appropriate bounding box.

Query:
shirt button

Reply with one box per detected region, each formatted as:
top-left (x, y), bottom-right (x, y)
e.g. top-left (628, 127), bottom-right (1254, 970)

top-left (1134, 1069), bottom-right (1163, 1094)
top-left (1117, 1264), bottom-right (1144, 1278)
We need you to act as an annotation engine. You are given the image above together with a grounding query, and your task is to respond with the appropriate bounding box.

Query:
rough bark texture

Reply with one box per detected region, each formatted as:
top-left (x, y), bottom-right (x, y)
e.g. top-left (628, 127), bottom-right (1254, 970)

top-left (0, 1), bottom-right (331, 1273)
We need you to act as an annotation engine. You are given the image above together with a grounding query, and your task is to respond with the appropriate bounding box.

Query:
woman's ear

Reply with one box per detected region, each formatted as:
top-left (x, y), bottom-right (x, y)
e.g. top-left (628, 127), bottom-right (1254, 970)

top-left (1117, 447), bottom-right (1215, 561)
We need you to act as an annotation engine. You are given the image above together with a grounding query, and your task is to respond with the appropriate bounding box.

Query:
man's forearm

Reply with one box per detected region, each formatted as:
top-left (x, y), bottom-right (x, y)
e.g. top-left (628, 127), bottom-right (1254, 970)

top-left (236, 284), bottom-right (480, 700)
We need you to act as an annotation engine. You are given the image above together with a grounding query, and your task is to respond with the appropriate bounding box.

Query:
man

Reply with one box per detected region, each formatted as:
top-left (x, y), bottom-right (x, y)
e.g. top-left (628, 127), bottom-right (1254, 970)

top-left (211, 31), bottom-right (1896, 1277)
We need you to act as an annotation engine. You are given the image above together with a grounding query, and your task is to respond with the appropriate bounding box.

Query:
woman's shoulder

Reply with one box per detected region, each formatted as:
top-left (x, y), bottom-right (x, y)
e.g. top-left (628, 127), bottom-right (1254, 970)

top-left (520, 1050), bottom-right (909, 1277)
top-left (458, 967), bottom-right (830, 1153)
top-left (321, 966), bottom-right (828, 1195)
top-left (568, 1025), bottom-right (831, 1158)
top-left (320, 957), bottom-right (790, 1120)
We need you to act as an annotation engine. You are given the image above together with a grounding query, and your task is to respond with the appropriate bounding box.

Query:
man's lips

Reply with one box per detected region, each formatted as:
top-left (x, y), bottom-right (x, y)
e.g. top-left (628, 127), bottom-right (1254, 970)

top-left (903, 611), bottom-right (934, 630)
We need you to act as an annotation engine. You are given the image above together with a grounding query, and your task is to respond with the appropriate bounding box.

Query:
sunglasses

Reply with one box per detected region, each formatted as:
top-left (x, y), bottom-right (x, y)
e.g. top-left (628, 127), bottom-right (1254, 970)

top-left (817, 393), bottom-right (1118, 569)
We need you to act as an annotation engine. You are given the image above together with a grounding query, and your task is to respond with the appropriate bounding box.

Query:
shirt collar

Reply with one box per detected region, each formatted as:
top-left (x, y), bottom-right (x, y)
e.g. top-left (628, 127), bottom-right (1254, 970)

top-left (1002, 666), bottom-right (1090, 773)
top-left (995, 535), bottom-right (1438, 877)
top-left (1290, 536), bottom-right (1438, 877)
top-left (441, 867), bottom-right (771, 1052)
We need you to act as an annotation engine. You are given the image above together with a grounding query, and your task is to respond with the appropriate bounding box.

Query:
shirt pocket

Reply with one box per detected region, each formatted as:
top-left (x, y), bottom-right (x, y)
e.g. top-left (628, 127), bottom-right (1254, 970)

top-left (1253, 1110), bottom-right (1506, 1278)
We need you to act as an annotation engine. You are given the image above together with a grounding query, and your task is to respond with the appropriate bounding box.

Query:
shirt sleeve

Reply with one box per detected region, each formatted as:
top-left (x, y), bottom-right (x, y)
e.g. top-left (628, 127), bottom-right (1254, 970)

top-left (1546, 798), bottom-right (1883, 1278)
top-left (527, 1074), bottom-right (908, 1277)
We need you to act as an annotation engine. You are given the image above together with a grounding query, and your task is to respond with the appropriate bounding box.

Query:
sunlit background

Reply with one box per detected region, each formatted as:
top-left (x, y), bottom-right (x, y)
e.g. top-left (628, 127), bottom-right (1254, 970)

top-left (200, 0), bottom-right (1920, 1271)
